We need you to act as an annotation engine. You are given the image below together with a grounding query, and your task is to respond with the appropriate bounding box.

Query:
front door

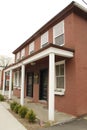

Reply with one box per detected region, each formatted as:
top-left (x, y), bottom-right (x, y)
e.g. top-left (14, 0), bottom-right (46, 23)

top-left (39, 69), bottom-right (48, 100)
top-left (27, 72), bottom-right (34, 97)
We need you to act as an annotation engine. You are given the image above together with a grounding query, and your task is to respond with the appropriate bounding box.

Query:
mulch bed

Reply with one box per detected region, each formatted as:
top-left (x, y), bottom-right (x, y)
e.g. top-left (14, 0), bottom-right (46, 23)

top-left (8, 109), bottom-right (41, 130)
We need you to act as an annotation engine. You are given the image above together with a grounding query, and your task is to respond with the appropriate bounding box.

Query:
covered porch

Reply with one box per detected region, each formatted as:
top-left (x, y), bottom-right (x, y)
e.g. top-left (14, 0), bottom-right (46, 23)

top-left (2, 44), bottom-right (74, 121)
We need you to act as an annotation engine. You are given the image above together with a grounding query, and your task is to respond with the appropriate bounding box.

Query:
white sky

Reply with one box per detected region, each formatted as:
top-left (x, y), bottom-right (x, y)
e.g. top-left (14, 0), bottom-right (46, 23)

top-left (0, 0), bottom-right (87, 57)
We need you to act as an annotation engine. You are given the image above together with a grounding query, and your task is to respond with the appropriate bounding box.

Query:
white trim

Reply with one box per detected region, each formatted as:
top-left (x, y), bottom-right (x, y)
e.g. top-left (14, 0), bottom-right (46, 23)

top-left (29, 41), bottom-right (34, 55)
top-left (20, 64), bottom-right (25, 105)
top-left (6, 79), bottom-right (9, 86)
top-left (21, 48), bottom-right (25, 59)
top-left (53, 20), bottom-right (64, 46)
top-left (4, 47), bottom-right (74, 72)
top-left (14, 71), bottom-right (20, 87)
top-left (16, 52), bottom-right (20, 61)
top-left (2, 72), bottom-right (5, 95)
top-left (9, 69), bottom-right (12, 99)
top-left (48, 53), bottom-right (55, 121)
top-left (55, 60), bottom-right (65, 95)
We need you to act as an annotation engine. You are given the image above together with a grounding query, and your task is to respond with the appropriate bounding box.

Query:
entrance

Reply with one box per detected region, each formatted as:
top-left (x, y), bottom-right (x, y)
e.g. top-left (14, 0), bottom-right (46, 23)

top-left (39, 69), bottom-right (48, 100)
top-left (27, 72), bottom-right (34, 97)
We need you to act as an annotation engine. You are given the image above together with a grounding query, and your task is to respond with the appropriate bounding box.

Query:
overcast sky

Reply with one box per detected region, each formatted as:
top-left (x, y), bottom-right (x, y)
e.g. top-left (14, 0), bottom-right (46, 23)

top-left (0, 0), bottom-right (86, 57)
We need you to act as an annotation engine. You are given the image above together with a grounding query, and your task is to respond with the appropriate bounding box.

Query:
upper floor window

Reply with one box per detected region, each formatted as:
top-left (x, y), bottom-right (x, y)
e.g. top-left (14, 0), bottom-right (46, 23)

top-left (29, 42), bottom-right (34, 55)
top-left (41, 31), bottom-right (48, 48)
top-left (16, 52), bottom-right (20, 61)
top-left (53, 20), bottom-right (64, 46)
top-left (55, 60), bottom-right (65, 95)
top-left (21, 48), bottom-right (25, 59)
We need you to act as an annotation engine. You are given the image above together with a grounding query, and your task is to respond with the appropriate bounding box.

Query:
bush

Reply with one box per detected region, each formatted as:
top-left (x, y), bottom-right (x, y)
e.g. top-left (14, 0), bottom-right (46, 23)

top-left (0, 94), bottom-right (5, 101)
top-left (18, 106), bottom-right (28, 118)
top-left (10, 101), bottom-right (18, 111)
top-left (26, 109), bottom-right (36, 122)
top-left (14, 104), bottom-right (21, 114)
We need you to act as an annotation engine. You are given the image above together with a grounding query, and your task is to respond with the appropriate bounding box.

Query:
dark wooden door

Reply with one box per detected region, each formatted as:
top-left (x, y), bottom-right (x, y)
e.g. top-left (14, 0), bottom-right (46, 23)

top-left (39, 69), bottom-right (48, 100)
top-left (27, 73), bottom-right (34, 97)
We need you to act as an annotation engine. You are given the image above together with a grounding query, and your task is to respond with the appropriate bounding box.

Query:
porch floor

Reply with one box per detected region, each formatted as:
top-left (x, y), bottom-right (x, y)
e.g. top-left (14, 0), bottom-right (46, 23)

top-left (1, 91), bottom-right (75, 124)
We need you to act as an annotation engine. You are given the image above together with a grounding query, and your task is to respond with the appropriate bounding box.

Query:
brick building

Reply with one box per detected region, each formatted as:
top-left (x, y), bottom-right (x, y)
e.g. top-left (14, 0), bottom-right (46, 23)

top-left (2, 1), bottom-right (87, 121)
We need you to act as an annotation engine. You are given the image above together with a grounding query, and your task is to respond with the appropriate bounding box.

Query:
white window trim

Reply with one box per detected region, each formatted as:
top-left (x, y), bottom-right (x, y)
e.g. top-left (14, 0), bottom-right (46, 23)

top-left (53, 20), bottom-right (65, 46)
top-left (55, 60), bottom-right (65, 95)
top-left (16, 52), bottom-right (20, 62)
top-left (41, 31), bottom-right (48, 48)
top-left (21, 48), bottom-right (25, 59)
top-left (6, 79), bottom-right (9, 86)
top-left (29, 42), bottom-right (34, 55)
top-left (14, 71), bottom-right (20, 87)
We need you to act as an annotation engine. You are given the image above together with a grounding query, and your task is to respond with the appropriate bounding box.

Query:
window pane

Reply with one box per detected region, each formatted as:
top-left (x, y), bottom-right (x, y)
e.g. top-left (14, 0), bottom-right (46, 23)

top-left (29, 42), bottom-right (34, 54)
top-left (60, 64), bottom-right (64, 75)
top-left (56, 77), bottom-right (64, 89)
top-left (55, 34), bottom-right (64, 46)
top-left (41, 32), bottom-right (48, 46)
top-left (56, 65), bottom-right (59, 76)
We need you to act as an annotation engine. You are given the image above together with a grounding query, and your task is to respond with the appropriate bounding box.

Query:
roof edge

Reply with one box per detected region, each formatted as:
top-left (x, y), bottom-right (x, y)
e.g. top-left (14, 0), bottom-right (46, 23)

top-left (13, 1), bottom-right (87, 54)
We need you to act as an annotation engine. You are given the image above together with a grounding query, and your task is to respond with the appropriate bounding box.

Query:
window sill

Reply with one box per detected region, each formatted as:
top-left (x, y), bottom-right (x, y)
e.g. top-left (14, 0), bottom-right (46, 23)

top-left (54, 90), bottom-right (65, 96)
top-left (13, 87), bottom-right (21, 90)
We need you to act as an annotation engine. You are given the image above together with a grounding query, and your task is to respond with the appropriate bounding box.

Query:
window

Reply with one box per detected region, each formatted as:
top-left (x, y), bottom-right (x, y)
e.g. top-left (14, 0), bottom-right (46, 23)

top-left (6, 71), bottom-right (10, 76)
top-left (53, 20), bottom-right (64, 46)
top-left (14, 71), bottom-right (21, 87)
top-left (55, 60), bottom-right (65, 95)
top-left (41, 31), bottom-right (48, 48)
top-left (16, 52), bottom-right (20, 62)
top-left (21, 48), bottom-right (25, 59)
top-left (6, 80), bottom-right (9, 86)
top-left (29, 42), bottom-right (34, 54)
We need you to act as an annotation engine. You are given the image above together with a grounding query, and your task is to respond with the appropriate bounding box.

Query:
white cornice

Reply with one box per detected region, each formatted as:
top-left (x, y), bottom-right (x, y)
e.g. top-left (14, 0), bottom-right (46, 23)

top-left (4, 47), bottom-right (74, 72)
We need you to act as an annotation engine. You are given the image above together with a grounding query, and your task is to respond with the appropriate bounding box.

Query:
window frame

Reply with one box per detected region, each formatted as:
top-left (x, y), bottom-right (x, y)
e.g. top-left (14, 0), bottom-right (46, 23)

top-left (16, 52), bottom-right (20, 62)
top-left (14, 70), bottom-right (21, 88)
top-left (53, 20), bottom-right (65, 46)
top-left (41, 31), bottom-right (48, 48)
top-left (6, 79), bottom-right (9, 86)
top-left (55, 60), bottom-right (65, 95)
top-left (29, 42), bottom-right (35, 55)
top-left (21, 48), bottom-right (25, 59)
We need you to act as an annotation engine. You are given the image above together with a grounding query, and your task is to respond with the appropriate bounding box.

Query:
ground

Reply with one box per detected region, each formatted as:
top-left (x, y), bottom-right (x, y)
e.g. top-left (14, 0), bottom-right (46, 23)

top-left (39, 118), bottom-right (87, 130)
top-left (9, 109), bottom-right (41, 130)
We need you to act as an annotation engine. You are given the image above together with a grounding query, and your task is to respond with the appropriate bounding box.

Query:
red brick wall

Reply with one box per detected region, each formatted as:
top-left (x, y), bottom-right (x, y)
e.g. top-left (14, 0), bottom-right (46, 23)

top-left (35, 37), bottom-right (41, 52)
top-left (55, 14), bottom-right (87, 116)
top-left (25, 45), bottom-right (29, 56)
top-left (13, 88), bottom-right (21, 98)
top-left (73, 14), bottom-right (87, 116)
top-left (48, 28), bottom-right (53, 43)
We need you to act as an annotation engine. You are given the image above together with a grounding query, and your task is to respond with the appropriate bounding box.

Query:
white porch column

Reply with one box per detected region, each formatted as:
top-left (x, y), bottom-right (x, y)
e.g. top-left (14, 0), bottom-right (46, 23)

top-left (2, 71), bottom-right (5, 95)
top-left (8, 70), bottom-right (12, 99)
top-left (48, 53), bottom-right (55, 121)
top-left (20, 64), bottom-right (25, 105)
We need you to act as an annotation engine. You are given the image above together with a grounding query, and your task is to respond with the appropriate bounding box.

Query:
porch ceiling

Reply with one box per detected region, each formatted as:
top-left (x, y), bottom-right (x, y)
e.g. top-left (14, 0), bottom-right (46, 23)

top-left (4, 44), bottom-right (74, 72)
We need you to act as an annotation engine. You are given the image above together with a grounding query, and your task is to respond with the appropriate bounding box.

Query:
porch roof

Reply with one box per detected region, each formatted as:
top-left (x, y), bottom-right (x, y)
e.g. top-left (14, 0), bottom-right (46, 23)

top-left (4, 44), bottom-right (74, 72)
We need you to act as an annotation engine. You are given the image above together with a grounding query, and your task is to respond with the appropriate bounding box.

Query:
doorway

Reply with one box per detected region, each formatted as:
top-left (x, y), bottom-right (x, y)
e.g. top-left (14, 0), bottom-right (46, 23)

top-left (27, 72), bottom-right (34, 97)
top-left (39, 69), bottom-right (48, 100)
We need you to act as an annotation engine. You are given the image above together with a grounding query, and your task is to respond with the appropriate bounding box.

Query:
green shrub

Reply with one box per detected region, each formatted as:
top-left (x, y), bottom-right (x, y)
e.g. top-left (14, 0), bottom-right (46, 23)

top-left (10, 101), bottom-right (18, 111)
top-left (26, 109), bottom-right (36, 122)
top-left (0, 94), bottom-right (5, 101)
top-left (14, 104), bottom-right (21, 114)
top-left (18, 106), bottom-right (28, 118)
top-left (0, 94), bottom-right (4, 101)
